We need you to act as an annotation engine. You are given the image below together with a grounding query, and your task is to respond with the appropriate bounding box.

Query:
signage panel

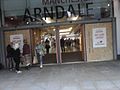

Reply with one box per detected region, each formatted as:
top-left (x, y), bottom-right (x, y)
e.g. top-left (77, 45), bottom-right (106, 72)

top-left (93, 28), bottom-right (107, 48)
top-left (10, 34), bottom-right (23, 53)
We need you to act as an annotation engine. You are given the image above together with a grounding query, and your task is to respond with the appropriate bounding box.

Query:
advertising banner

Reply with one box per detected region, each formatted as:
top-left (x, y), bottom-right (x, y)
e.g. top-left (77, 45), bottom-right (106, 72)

top-left (10, 34), bottom-right (23, 53)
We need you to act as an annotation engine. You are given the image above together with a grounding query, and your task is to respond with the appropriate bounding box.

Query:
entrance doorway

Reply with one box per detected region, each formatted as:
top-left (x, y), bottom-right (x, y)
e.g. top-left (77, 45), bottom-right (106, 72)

top-left (31, 24), bottom-right (85, 64)
top-left (4, 24), bottom-right (85, 67)
top-left (59, 24), bottom-right (85, 63)
top-left (31, 27), bottom-right (57, 64)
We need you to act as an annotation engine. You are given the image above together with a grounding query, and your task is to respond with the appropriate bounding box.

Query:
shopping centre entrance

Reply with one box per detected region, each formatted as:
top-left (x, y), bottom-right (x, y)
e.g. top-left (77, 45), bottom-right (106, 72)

top-left (4, 20), bottom-right (115, 68)
top-left (4, 23), bottom-right (85, 65)
top-left (0, 0), bottom-right (116, 68)
top-left (31, 24), bottom-right (85, 64)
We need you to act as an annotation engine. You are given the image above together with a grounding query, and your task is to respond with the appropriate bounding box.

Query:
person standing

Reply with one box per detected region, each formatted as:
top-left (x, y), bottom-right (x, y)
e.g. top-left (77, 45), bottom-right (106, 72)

top-left (35, 40), bottom-right (45, 68)
top-left (6, 42), bottom-right (14, 71)
top-left (45, 43), bottom-right (50, 54)
top-left (60, 37), bottom-right (65, 52)
top-left (13, 43), bottom-right (22, 74)
top-left (22, 39), bottom-right (31, 69)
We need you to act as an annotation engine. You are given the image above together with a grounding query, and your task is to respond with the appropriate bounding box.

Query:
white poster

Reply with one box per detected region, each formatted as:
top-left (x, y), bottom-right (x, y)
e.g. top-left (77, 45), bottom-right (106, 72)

top-left (10, 34), bottom-right (23, 53)
top-left (93, 28), bottom-right (107, 48)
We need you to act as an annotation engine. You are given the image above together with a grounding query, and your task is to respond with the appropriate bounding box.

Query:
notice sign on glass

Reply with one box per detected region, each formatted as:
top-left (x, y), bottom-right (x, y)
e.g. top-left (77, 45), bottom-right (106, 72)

top-left (93, 28), bottom-right (107, 48)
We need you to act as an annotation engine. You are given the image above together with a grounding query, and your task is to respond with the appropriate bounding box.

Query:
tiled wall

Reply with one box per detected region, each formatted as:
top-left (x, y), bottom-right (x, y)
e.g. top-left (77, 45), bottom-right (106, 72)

top-left (4, 29), bottom-right (30, 47)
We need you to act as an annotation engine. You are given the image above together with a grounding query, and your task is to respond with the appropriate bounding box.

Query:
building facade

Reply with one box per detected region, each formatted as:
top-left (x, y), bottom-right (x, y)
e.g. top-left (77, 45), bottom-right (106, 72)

top-left (0, 0), bottom-right (118, 68)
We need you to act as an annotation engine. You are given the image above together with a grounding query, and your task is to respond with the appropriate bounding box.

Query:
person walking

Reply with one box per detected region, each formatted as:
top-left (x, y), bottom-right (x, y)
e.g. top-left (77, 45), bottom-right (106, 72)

top-left (60, 37), bottom-right (65, 52)
top-left (22, 39), bottom-right (31, 69)
top-left (13, 43), bottom-right (22, 74)
top-left (45, 43), bottom-right (50, 54)
top-left (6, 42), bottom-right (14, 71)
top-left (35, 40), bottom-right (45, 68)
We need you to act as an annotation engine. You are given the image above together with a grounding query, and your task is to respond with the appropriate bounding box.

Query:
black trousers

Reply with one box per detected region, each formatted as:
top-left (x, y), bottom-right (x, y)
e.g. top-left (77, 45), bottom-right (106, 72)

top-left (46, 49), bottom-right (49, 54)
top-left (13, 57), bottom-right (20, 71)
top-left (7, 57), bottom-right (14, 69)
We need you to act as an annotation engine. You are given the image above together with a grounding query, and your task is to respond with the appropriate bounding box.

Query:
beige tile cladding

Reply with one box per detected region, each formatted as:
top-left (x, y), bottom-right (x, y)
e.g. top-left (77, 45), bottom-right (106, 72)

top-left (4, 29), bottom-right (30, 47)
top-left (85, 22), bottom-right (113, 62)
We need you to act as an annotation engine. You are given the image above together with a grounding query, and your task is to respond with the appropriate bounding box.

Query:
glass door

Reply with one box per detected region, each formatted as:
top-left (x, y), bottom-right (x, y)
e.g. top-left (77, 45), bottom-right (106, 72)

top-left (32, 27), bottom-right (57, 64)
top-left (59, 24), bottom-right (85, 63)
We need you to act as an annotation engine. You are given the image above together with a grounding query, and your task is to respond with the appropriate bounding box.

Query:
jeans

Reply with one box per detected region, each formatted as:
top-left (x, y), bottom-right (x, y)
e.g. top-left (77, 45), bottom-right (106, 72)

top-left (37, 53), bottom-right (43, 66)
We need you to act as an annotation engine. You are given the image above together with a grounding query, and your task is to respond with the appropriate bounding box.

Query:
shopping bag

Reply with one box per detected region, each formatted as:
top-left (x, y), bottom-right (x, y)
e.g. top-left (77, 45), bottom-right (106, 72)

top-left (33, 56), bottom-right (38, 64)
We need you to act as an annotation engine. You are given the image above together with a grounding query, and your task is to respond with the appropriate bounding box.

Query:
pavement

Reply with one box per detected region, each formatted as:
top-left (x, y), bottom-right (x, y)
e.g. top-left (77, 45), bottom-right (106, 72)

top-left (1, 60), bottom-right (120, 90)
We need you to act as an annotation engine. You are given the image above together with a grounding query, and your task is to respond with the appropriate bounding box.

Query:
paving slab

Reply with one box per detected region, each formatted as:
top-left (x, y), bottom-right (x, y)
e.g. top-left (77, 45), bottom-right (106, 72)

top-left (0, 60), bottom-right (120, 90)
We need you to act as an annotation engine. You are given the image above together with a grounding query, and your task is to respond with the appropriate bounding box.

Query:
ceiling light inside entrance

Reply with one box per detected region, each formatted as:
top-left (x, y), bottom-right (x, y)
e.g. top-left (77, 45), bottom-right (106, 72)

top-left (60, 32), bottom-right (70, 36)
top-left (59, 27), bottom-right (73, 33)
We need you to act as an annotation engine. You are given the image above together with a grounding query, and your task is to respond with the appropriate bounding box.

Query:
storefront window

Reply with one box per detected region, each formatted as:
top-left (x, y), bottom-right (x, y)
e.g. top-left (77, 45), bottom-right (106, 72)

top-left (2, 0), bottom-right (113, 27)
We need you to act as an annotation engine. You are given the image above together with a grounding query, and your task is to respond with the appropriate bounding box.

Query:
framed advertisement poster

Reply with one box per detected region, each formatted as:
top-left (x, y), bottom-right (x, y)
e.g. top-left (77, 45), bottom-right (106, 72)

top-left (93, 28), bottom-right (107, 48)
top-left (10, 34), bottom-right (23, 53)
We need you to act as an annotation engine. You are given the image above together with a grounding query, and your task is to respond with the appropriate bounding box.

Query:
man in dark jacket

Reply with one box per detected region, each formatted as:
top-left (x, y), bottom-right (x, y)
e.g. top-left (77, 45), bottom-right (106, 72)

top-left (22, 39), bottom-right (31, 69)
top-left (45, 43), bottom-right (50, 54)
top-left (6, 42), bottom-right (14, 71)
top-left (13, 43), bottom-right (22, 74)
top-left (60, 37), bottom-right (65, 52)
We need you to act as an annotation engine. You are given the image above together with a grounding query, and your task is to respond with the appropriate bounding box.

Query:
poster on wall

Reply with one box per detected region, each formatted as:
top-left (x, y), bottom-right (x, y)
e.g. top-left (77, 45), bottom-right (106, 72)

top-left (93, 28), bottom-right (107, 48)
top-left (10, 34), bottom-right (23, 53)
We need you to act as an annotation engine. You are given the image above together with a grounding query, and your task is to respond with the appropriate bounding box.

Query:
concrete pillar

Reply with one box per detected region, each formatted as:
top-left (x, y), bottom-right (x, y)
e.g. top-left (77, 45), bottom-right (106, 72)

top-left (55, 27), bottom-right (62, 64)
top-left (0, 0), bottom-right (2, 64)
top-left (0, 0), bottom-right (5, 67)
top-left (114, 0), bottom-right (120, 55)
top-left (0, 28), bottom-right (6, 68)
top-left (0, 0), bottom-right (2, 27)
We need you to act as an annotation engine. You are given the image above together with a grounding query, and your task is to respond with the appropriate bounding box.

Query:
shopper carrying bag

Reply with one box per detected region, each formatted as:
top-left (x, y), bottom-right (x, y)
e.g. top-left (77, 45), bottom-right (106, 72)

top-left (33, 56), bottom-right (38, 64)
top-left (35, 40), bottom-right (45, 68)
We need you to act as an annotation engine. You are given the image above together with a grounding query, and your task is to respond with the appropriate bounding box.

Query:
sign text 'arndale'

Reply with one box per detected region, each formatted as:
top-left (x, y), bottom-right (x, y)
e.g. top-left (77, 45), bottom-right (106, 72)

top-left (23, 1), bottom-right (94, 21)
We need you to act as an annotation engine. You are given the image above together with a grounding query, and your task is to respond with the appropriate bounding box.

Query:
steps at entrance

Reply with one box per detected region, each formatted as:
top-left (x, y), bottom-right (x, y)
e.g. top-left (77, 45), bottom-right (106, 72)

top-left (44, 51), bottom-right (83, 64)
top-left (44, 53), bottom-right (56, 64)
top-left (62, 51), bottom-right (83, 62)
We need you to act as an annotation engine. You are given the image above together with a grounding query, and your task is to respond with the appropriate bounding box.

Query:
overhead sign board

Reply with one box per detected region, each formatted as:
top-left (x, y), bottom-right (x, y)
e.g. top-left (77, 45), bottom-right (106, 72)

top-left (24, 0), bottom-right (94, 21)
